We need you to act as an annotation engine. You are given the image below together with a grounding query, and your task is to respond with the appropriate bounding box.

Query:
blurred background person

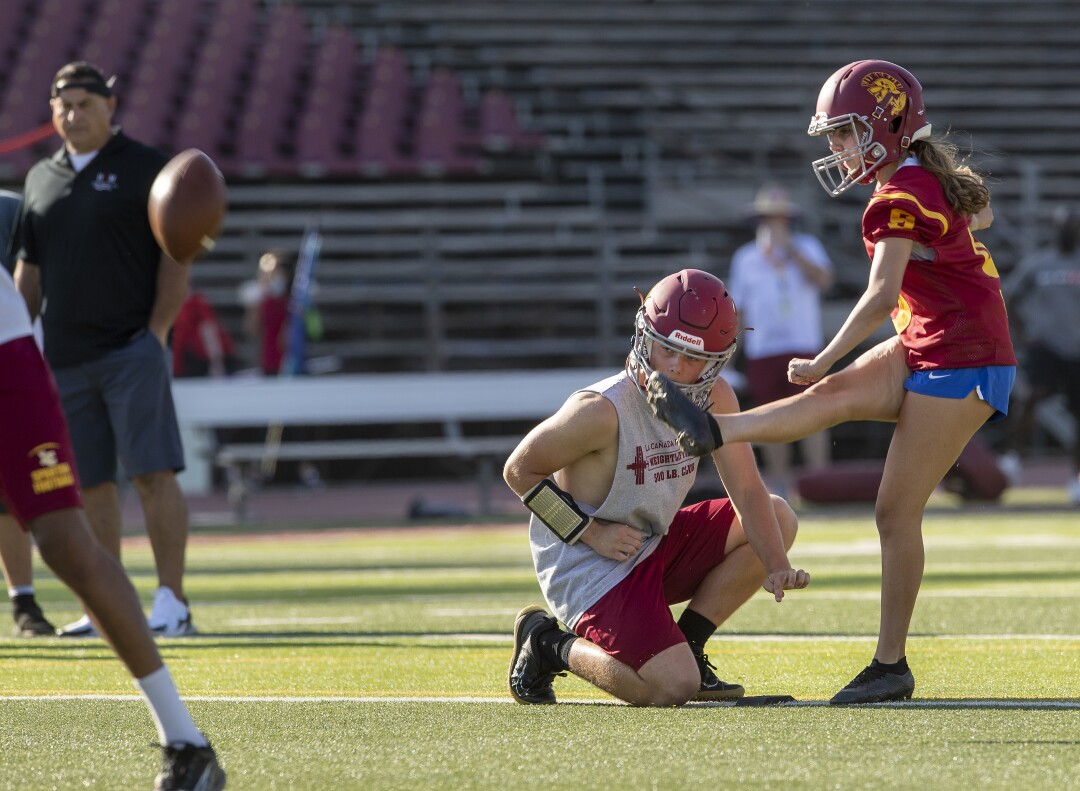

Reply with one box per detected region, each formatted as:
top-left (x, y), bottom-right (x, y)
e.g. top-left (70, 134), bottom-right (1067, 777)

top-left (239, 250), bottom-right (292, 376)
top-left (172, 286), bottom-right (240, 379)
top-left (999, 204), bottom-right (1080, 504)
top-left (727, 184), bottom-right (835, 498)
top-left (238, 250), bottom-right (324, 488)
top-left (13, 61), bottom-right (197, 637)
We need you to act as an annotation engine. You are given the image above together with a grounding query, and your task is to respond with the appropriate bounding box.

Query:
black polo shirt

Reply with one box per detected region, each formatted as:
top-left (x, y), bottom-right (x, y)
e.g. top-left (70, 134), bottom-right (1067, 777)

top-left (15, 130), bottom-right (168, 368)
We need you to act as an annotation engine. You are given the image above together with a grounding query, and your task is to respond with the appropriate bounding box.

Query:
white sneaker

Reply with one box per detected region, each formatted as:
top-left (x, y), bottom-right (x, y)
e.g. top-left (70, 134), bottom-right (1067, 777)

top-left (56, 613), bottom-right (97, 638)
top-left (998, 452), bottom-right (1022, 487)
top-left (147, 587), bottom-right (197, 637)
top-left (1068, 477), bottom-right (1080, 506)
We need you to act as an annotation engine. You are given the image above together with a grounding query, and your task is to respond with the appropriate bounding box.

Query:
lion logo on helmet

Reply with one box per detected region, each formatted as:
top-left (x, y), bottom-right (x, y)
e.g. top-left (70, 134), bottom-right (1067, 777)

top-left (861, 72), bottom-right (907, 117)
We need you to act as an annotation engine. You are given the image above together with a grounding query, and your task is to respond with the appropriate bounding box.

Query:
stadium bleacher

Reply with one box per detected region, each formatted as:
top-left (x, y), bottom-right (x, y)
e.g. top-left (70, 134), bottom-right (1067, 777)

top-left (234, 3), bottom-right (311, 176)
top-left (173, 0), bottom-right (261, 168)
top-left (119, 4), bottom-right (205, 147)
top-left (294, 25), bottom-right (358, 176)
top-left (1, 0), bottom-right (1079, 379)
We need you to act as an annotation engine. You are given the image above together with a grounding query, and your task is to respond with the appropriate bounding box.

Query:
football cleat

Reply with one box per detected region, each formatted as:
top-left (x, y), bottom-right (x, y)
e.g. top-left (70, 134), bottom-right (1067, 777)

top-left (148, 587), bottom-right (197, 637)
top-left (830, 663), bottom-right (915, 705)
top-left (692, 650), bottom-right (745, 701)
top-left (155, 741), bottom-right (226, 791)
top-left (997, 452), bottom-right (1022, 487)
top-left (1068, 476), bottom-right (1080, 506)
top-left (56, 612), bottom-right (98, 638)
top-left (12, 595), bottom-right (56, 637)
top-left (508, 605), bottom-right (564, 704)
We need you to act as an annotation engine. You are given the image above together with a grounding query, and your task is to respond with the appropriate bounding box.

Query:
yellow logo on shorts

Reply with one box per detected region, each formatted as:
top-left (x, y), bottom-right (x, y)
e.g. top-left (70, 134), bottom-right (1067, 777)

top-left (27, 442), bottom-right (75, 494)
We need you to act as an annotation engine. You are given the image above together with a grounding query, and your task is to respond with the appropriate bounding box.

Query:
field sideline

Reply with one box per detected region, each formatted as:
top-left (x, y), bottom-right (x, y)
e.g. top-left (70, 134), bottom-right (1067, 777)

top-left (1, 501), bottom-right (1078, 789)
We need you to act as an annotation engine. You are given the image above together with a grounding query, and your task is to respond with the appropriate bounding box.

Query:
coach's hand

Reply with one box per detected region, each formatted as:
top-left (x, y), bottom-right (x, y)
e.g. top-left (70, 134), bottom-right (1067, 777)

top-left (763, 568), bottom-right (811, 602)
top-left (580, 519), bottom-right (644, 562)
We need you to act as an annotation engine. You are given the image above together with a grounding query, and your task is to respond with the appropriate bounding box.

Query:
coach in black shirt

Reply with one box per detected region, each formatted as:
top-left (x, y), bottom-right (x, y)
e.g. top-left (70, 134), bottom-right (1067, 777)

top-left (13, 61), bottom-right (199, 639)
top-left (19, 123), bottom-right (166, 367)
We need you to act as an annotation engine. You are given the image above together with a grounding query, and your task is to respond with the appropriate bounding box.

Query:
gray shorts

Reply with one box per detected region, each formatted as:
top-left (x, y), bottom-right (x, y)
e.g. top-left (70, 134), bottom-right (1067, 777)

top-left (52, 330), bottom-right (185, 488)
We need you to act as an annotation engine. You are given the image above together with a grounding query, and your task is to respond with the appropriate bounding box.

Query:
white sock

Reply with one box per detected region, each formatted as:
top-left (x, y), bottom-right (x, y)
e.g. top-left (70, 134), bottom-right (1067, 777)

top-left (135, 665), bottom-right (207, 747)
top-left (9, 585), bottom-right (34, 599)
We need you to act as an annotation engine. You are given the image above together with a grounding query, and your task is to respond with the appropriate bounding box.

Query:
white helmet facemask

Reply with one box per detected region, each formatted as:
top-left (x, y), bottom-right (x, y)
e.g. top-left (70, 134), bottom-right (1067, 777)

top-left (808, 114), bottom-right (880, 196)
top-left (625, 307), bottom-right (735, 409)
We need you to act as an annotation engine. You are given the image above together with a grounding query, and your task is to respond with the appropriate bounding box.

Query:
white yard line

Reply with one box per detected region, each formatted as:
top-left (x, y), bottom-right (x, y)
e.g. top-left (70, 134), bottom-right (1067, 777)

top-left (196, 628), bottom-right (1080, 642)
top-left (0, 694), bottom-right (1077, 710)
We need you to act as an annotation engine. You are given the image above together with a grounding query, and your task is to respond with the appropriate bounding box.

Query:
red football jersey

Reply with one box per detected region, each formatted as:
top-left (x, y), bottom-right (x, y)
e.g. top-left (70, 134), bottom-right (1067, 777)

top-left (862, 163), bottom-right (1016, 370)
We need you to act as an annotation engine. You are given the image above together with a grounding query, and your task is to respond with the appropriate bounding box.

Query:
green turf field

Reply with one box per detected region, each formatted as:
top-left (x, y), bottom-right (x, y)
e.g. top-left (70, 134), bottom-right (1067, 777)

top-left (1, 502), bottom-right (1078, 790)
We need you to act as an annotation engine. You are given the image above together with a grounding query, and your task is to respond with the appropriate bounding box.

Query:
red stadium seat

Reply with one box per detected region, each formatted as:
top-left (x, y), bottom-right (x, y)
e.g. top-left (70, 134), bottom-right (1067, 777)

top-left (174, 0), bottom-right (259, 172)
top-left (0, 0), bottom-right (95, 141)
top-left (355, 45), bottom-right (415, 176)
top-left (415, 68), bottom-right (480, 176)
top-left (296, 26), bottom-right (358, 176)
top-left (478, 88), bottom-right (545, 152)
top-left (0, 0), bottom-right (36, 92)
top-left (120, 3), bottom-right (204, 150)
top-left (81, 0), bottom-right (148, 80)
top-left (234, 4), bottom-right (308, 175)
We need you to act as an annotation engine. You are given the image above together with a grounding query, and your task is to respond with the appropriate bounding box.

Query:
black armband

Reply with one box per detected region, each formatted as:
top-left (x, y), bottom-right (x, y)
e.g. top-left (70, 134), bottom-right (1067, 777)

top-left (522, 479), bottom-right (591, 544)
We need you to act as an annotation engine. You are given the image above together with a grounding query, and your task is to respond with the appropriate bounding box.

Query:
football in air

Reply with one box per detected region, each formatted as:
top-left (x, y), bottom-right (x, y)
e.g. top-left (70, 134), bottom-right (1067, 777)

top-left (148, 148), bottom-right (227, 262)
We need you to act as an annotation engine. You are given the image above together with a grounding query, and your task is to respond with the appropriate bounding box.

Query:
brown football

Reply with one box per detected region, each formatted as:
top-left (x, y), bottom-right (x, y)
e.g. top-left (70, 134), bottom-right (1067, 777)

top-left (148, 148), bottom-right (227, 262)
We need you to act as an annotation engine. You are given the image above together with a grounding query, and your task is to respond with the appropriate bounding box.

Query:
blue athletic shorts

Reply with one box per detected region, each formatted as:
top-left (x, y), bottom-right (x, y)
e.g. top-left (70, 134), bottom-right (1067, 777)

top-left (52, 330), bottom-right (185, 488)
top-left (904, 365), bottom-right (1016, 423)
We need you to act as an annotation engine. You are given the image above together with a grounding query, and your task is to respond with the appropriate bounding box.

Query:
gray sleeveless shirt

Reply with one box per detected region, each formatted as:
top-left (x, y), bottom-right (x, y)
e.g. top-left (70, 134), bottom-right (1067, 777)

top-left (528, 371), bottom-right (700, 627)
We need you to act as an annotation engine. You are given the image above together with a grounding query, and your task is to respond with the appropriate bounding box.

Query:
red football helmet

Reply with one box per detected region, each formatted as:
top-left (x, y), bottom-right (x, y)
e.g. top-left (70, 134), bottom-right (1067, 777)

top-left (626, 269), bottom-right (738, 408)
top-left (807, 60), bottom-right (931, 196)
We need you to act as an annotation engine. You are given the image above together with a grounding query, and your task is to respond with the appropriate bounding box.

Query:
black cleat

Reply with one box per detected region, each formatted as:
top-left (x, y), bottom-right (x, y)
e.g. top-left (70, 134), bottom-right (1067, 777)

top-left (830, 663), bottom-right (915, 705)
top-left (12, 595), bottom-right (56, 637)
top-left (508, 605), bottom-right (564, 704)
top-left (155, 741), bottom-right (226, 791)
top-left (692, 650), bottom-right (745, 701)
top-left (645, 371), bottom-right (723, 457)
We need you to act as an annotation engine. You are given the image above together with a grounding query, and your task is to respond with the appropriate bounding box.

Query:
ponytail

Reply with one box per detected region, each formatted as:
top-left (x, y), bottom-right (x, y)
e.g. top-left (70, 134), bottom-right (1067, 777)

top-left (908, 137), bottom-right (990, 217)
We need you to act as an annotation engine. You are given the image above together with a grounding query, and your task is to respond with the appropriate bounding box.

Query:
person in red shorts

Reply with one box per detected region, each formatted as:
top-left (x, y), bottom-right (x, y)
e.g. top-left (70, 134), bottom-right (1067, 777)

top-left (504, 269), bottom-right (809, 707)
top-left (0, 265), bottom-right (225, 788)
top-left (647, 61), bottom-right (1016, 705)
top-left (240, 250), bottom-right (291, 376)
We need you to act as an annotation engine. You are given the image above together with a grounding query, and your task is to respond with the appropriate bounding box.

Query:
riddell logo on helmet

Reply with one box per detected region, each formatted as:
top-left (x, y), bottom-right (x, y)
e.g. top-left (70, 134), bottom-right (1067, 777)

top-left (861, 72), bottom-right (907, 117)
top-left (671, 330), bottom-right (704, 348)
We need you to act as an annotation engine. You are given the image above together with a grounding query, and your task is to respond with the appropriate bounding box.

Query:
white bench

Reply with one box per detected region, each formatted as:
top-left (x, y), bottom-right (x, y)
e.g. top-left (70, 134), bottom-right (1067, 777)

top-left (171, 368), bottom-right (613, 514)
